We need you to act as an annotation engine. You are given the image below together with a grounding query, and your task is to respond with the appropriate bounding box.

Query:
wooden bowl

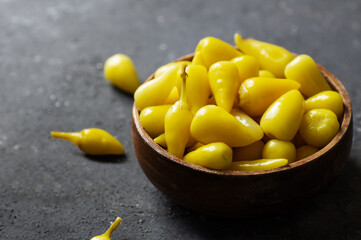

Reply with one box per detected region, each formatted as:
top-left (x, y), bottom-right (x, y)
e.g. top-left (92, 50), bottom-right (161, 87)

top-left (131, 53), bottom-right (353, 218)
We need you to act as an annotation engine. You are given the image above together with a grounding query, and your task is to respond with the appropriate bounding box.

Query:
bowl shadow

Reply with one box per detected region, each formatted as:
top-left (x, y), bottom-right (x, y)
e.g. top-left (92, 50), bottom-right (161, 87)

top-left (166, 156), bottom-right (361, 239)
top-left (83, 153), bottom-right (127, 163)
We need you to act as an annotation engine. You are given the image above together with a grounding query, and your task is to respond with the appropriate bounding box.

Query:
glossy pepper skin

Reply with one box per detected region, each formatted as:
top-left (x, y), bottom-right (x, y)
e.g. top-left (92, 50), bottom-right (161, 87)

top-left (185, 64), bottom-right (210, 115)
top-left (192, 36), bottom-right (242, 69)
top-left (154, 60), bottom-right (192, 78)
top-left (154, 61), bottom-right (185, 98)
top-left (239, 77), bottom-right (301, 117)
top-left (134, 65), bottom-right (179, 111)
top-left (262, 139), bottom-right (296, 163)
top-left (234, 33), bottom-right (294, 78)
top-left (258, 69), bottom-right (275, 78)
top-left (183, 142), bottom-right (232, 170)
top-left (260, 89), bottom-right (305, 141)
top-left (164, 65), bottom-right (193, 158)
top-left (154, 133), bottom-right (167, 148)
top-left (284, 54), bottom-right (331, 97)
top-left (299, 109), bottom-right (339, 148)
top-left (163, 87), bottom-right (180, 105)
top-left (230, 108), bottom-right (263, 138)
top-left (51, 128), bottom-right (125, 155)
top-left (91, 217), bottom-right (122, 240)
top-left (304, 90), bottom-right (344, 119)
top-left (208, 61), bottom-right (240, 112)
top-left (104, 54), bottom-right (140, 94)
top-left (228, 158), bottom-right (288, 171)
top-left (190, 105), bottom-right (263, 147)
top-left (140, 105), bottom-right (172, 138)
top-left (231, 55), bottom-right (259, 85)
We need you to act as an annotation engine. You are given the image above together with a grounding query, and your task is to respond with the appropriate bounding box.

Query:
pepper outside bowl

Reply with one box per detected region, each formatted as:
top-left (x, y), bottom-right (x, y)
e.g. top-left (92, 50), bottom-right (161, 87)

top-left (131, 53), bottom-right (353, 218)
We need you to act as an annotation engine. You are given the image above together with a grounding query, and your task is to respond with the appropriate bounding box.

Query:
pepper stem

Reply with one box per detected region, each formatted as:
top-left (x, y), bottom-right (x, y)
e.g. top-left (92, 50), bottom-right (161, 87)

top-left (103, 217), bottom-right (122, 237)
top-left (50, 131), bottom-right (81, 146)
top-left (179, 64), bottom-right (188, 103)
top-left (234, 33), bottom-right (243, 50)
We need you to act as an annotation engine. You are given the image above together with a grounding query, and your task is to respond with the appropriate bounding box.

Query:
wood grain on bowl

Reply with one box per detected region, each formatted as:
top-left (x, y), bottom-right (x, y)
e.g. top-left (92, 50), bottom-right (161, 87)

top-left (131, 54), bottom-right (353, 218)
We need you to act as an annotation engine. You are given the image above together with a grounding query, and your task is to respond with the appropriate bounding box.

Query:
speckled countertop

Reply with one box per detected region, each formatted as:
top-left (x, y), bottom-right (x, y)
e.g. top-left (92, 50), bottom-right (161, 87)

top-left (1, 0), bottom-right (360, 239)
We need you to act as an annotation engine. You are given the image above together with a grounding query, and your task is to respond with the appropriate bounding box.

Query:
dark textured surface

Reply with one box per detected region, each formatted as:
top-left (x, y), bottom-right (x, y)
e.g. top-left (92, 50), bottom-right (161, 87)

top-left (0, 0), bottom-right (360, 239)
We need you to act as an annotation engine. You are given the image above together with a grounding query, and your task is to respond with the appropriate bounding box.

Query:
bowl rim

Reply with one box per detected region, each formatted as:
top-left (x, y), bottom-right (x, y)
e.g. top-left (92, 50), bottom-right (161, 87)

top-left (132, 53), bottom-right (353, 176)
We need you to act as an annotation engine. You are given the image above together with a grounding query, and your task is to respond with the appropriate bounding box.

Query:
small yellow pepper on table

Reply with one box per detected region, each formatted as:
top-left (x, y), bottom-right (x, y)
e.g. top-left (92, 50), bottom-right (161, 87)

top-left (51, 128), bottom-right (124, 155)
top-left (104, 54), bottom-right (140, 94)
top-left (91, 217), bottom-right (122, 240)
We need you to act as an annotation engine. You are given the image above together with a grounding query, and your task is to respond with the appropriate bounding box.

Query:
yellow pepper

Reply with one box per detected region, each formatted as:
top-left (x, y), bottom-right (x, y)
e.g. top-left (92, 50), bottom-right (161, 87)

top-left (239, 77), bottom-right (301, 117)
top-left (262, 139), bottom-right (296, 163)
top-left (134, 65), bottom-right (179, 111)
top-left (296, 145), bottom-right (319, 161)
top-left (184, 142), bottom-right (232, 170)
top-left (231, 55), bottom-right (259, 85)
top-left (228, 158), bottom-right (288, 171)
top-left (91, 217), bottom-right (122, 240)
top-left (258, 69), bottom-right (275, 78)
top-left (230, 108), bottom-right (263, 138)
top-left (304, 90), bottom-right (344, 119)
top-left (284, 54), bottom-right (331, 97)
top-left (299, 109), bottom-right (339, 148)
top-left (154, 133), bottom-right (197, 149)
top-left (164, 65), bottom-right (193, 158)
top-left (51, 128), bottom-right (124, 155)
top-left (190, 105), bottom-right (263, 147)
top-left (192, 36), bottom-right (242, 69)
top-left (163, 87), bottom-right (180, 105)
top-left (260, 89), bottom-right (305, 141)
top-left (154, 61), bottom-right (192, 78)
top-left (104, 54), bottom-right (140, 94)
top-left (154, 133), bottom-right (167, 148)
top-left (208, 61), bottom-right (240, 112)
top-left (140, 105), bottom-right (172, 138)
top-left (231, 55), bottom-right (259, 84)
top-left (233, 140), bottom-right (264, 161)
top-left (185, 64), bottom-right (210, 114)
top-left (234, 33), bottom-right (294, 77)
top-left (154, 61), bottom-right (188, 102)
top-left (186, 142), bottom-right (205, 153)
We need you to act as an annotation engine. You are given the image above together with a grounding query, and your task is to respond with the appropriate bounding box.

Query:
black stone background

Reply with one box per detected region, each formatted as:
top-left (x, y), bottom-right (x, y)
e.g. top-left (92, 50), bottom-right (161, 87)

top-left (1, 0), bottom-right (361, 239)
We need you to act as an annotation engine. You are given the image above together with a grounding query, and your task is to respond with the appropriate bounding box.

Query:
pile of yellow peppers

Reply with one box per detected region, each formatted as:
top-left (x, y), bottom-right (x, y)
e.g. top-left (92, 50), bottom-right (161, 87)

top-left (134, 34), bottom-right (343, 171)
